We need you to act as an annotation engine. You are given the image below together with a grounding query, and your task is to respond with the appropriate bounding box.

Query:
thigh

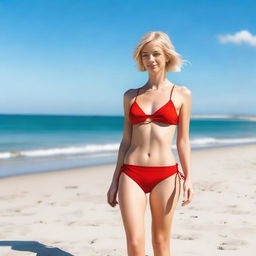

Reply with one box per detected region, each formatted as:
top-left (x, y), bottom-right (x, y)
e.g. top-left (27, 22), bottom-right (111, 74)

top-left (149, 173), bottom-right (181, 236)
top-left (118, 172), bottom-right (147, 240)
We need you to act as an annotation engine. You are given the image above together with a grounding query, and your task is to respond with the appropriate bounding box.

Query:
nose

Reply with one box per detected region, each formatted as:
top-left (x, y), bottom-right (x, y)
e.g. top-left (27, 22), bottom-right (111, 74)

top-left (149, 54), bottom-right (154, 60)
top-left (148, 54), bottom-right (156, 63)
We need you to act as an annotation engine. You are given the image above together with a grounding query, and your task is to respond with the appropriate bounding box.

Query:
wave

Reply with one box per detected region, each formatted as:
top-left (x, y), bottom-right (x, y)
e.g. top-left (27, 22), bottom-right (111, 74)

top-left (0, 143), bottom-right (120, 160)
top-left (190, 137), bottom-right (256, 145)
top-left (1, 137), bottom-right (256, 160)
top-left (191, 114), bottom-right (256, 121)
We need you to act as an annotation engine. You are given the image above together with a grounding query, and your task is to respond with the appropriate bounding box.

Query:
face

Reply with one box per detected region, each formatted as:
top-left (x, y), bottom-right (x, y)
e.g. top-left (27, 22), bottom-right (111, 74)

top-left (141, 41), bottom-right (169, 72)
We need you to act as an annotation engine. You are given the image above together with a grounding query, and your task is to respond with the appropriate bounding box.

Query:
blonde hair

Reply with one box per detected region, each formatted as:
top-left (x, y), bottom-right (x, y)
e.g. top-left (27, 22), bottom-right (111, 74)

top-left (133, 31), bottom-right (189, 72)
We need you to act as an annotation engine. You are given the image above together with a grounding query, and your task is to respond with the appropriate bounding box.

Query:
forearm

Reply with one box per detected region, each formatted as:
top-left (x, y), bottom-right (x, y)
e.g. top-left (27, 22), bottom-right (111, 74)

top-left (176, 139), bottom-right (191, 180)
top-left (111, 140), bottom-right (130, 185)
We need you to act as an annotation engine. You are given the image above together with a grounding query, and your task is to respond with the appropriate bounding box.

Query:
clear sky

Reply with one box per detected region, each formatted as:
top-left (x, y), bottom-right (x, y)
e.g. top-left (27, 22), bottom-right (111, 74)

top-left (0, 0), bottom-right (255, 116)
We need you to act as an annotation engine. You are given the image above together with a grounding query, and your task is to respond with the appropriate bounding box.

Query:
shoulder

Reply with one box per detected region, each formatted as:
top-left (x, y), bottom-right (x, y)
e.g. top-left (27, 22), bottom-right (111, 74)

top-left (123, 87), bottom-right (140, 100)
top-left (124, 88), bottom-right (134, 97)
top-left (175, 84), bottom-right (192, 99)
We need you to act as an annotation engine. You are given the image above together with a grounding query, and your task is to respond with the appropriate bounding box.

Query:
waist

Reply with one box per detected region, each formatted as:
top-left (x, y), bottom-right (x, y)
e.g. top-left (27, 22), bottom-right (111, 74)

top-left (124, 147), bottom-right (176, 165)
top-left (122, 162), bottom-right (178, 168)
top-left (120, 162), bottom-right (185, 180)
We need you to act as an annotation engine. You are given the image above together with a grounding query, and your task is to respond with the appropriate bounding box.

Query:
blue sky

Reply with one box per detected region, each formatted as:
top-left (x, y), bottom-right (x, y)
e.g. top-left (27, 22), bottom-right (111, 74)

top-left (0, 0), bottom-right (255, 116)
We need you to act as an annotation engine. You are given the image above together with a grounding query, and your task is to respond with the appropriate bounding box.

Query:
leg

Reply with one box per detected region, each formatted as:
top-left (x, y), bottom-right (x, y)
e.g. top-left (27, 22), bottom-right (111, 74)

top-left (118, 172), bottom-right (147, 256)
top-left (149, 172), bottom-right (181, 256)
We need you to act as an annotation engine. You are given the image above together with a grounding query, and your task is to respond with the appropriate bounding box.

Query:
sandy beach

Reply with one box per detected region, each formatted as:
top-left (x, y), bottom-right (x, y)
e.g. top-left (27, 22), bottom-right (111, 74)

top-left (0, 144), bottom-right (256, 256)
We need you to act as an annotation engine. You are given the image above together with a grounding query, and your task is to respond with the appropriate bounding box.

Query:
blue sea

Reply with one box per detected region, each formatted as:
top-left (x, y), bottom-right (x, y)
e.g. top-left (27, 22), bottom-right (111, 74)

top-left (0, 114), bottom-right (256, 178)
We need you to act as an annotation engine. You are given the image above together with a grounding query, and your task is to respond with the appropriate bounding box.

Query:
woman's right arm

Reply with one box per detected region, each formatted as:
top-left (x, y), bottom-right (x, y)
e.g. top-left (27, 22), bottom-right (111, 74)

top-left (110, 89), bottom-right (133, 187)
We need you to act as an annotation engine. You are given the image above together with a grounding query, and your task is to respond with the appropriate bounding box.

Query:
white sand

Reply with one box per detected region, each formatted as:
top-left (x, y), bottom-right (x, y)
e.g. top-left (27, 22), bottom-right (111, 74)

top-left (0, 144), bottom-right (256, 256)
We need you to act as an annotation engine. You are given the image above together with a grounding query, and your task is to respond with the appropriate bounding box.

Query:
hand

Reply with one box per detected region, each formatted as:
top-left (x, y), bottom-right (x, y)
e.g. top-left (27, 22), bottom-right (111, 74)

top-left (181, 179), bottom-right (193, 206)
top-left (107, 183), bottom-right (119, 207)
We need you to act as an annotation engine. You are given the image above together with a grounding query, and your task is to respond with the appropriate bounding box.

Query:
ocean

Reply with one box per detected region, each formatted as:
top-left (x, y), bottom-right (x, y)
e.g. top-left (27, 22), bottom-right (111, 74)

top-left (0, 114), bottom-right (255, 178)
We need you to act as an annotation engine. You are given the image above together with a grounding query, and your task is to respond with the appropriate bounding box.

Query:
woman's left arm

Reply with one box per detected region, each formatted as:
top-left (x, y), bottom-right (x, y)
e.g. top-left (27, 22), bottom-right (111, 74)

top-left (176, 86), bottom-right (193, 206)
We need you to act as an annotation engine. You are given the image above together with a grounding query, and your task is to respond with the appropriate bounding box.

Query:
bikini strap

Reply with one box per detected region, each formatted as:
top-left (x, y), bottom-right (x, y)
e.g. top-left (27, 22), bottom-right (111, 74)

top-left (135, 88), bottom-right (140, 101)
top-left (176, 163), bottom-right (185, 180)
top-left (177, 170), bottom-right (185, 180)
top-left (170, 84), bottom-right (175, 99)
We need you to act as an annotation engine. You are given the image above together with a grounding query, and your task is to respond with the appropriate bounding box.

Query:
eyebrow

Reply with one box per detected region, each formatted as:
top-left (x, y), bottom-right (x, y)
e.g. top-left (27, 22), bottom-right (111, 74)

top-left (141, 50), bottom-right (160, 53)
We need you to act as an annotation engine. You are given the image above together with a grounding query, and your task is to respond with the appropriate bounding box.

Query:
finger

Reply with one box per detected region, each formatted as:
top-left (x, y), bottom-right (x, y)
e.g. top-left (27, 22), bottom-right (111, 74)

top-left (188, 189), bottom-right (193, 201)
top-left (183, 188), bottom-right (188, 201)
top-left (188, 188), bottom-right (193, 200)
top-left (181, 200), bottom-right (186, 206)
top-left (182, 193), bottom-right (192, 206)
top-left (108, 198), bottom-right (114, 207)
top-left (181, 199), bottom-right (189, 206)
top-left (181, 193), bottom-right (190, 206)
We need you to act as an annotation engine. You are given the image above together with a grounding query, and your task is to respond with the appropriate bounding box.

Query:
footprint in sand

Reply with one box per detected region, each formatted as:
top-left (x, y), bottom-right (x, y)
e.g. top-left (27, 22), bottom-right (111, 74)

top-left (33, 220), bottom-right (47, 224)
top-left (71, 209), bottom-right (84, 217)
top-left (67, 221), bottom-right (76, 226)
top-left (219, 234), bottom-right (228, 238)
top-left (89, 238), bottom-right (97, 244)
top-left (88, 223), bottom-right (99, 226)
top-left (227, 204), bottom-right (237, 208)
top-left (172, 234), bottom-right (197, 240)
top-left (190, 215), bottom-right (198, 218)
top-left (65, 185), bottom-right (78, 189)
top-left (217, 238), bottom-right (247, 250)
top-left (43, 194), bottom-right (51, 197)
top-left (225, 209), bottom-right (250, 215)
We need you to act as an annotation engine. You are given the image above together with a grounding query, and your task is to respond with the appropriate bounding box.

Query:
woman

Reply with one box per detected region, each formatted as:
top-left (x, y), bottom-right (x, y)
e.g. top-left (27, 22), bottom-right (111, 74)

top-left (107, 31), bottom-right (193, 256)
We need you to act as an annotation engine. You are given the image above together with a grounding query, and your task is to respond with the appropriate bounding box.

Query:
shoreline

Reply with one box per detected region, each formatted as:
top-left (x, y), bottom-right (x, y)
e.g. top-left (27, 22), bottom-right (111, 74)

top-left (0, 143), bottom-right (255, 255)
top-left (1, 142), bottom-right (256, 180)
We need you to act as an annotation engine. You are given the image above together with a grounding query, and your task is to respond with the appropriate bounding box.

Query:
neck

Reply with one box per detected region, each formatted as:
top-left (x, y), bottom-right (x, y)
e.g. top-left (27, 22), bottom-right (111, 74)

top-left (146, 71), bottom-right (169, 90)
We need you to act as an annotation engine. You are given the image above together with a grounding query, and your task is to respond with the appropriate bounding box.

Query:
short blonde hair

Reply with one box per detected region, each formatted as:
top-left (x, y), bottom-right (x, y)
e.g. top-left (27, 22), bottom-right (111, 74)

top-left (133, 31), bottom-right (189, 72)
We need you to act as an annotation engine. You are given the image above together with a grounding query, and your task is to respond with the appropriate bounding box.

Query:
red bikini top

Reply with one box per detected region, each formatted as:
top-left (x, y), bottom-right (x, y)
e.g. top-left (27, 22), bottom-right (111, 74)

top-left (129, 84), bottom-right (179, 125)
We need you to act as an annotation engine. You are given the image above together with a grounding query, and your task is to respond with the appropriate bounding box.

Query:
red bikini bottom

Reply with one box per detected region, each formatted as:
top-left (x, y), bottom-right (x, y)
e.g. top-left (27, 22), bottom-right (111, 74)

top-left (119, 163), bottom-right (185, 194)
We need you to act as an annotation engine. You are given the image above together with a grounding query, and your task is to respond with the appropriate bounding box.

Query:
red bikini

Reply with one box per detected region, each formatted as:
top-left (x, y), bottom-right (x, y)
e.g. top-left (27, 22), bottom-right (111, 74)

top-left (119, 163), bottom-right (185, 194)
top-left (119, 84), bottom-right (185, 194)
top-left (129, 84), bottom-right (179, 125)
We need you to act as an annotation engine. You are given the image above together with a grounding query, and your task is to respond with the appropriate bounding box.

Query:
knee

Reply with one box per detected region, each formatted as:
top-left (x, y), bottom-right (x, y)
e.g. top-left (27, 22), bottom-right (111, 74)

top-left (152, 235), bottom-right (170, 249)
top-left (127, 235), bottom-right (144, 249)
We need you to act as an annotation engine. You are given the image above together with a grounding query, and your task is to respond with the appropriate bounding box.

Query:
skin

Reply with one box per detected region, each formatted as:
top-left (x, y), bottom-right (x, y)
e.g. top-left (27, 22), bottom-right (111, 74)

top-left (107, 40), bottom-right (193, 256)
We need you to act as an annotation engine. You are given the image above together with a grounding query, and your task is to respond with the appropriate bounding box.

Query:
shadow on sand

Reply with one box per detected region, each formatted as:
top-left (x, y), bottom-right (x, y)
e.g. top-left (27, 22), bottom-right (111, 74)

top-left (0, 241), bottom-right (75, 256)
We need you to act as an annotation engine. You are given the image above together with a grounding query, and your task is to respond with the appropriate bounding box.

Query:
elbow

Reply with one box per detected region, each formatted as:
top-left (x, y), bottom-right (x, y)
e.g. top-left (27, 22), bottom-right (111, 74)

top-left (176, 137), bottom-right (190, 148)
top-left (120, 138), bottom-right (131, 149)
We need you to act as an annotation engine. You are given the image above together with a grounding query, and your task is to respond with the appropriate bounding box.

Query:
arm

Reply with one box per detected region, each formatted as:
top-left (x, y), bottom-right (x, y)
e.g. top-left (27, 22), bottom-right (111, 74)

top-left (110, 89), bottom-right (133, 186)
top-left (176, 86), bottom-right (192, 180)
